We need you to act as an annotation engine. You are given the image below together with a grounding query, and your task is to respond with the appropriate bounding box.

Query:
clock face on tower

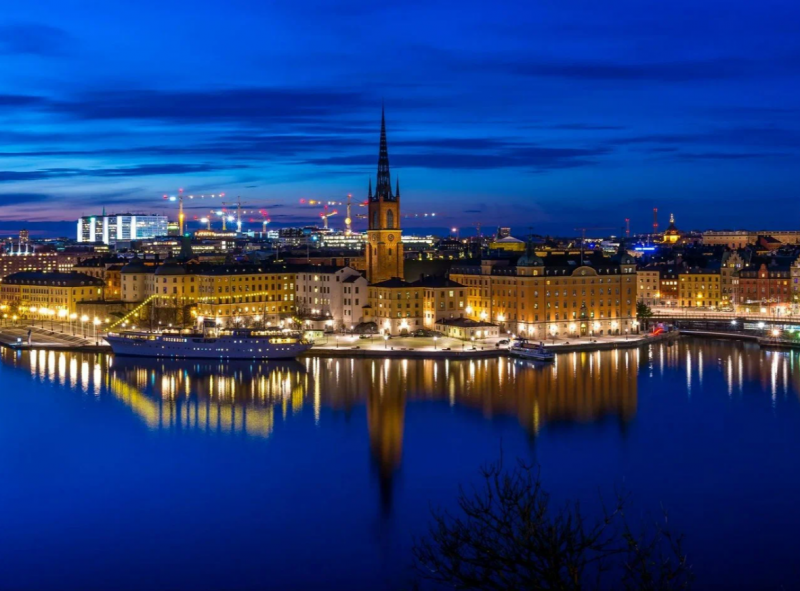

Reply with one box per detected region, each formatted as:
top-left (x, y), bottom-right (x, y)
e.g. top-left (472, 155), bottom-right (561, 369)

top-left (370, 234), bottom-right (377, 243)
top-left (388, 234), bottom-right (395, 242)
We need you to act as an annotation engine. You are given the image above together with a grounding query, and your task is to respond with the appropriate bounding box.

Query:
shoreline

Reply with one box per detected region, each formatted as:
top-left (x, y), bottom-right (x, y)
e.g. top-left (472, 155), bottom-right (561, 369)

top-left (0, 328), bottom-right (681, 358)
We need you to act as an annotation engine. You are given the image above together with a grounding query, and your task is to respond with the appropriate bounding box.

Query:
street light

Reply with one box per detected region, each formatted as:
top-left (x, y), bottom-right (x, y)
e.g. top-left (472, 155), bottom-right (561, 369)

top-left (80, 315), bottom-right (88, 338)
top-left (384, 334), bottom-right (389, 349)
top-left (433, 336), bottom-right (438, 350)
top-left (93, 317), bottom-right (100, 344)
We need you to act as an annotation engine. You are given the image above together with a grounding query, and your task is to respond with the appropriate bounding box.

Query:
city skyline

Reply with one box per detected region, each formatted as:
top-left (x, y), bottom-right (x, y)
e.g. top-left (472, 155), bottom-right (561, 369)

top-left (1, 0), bottom-right (800, 235)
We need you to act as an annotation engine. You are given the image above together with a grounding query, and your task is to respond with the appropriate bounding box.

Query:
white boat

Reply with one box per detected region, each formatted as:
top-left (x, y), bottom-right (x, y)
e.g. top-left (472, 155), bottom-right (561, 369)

top-left (105, 327), bottom-right (312, 360)
top-left (509, 340), bottom-right (555, 362)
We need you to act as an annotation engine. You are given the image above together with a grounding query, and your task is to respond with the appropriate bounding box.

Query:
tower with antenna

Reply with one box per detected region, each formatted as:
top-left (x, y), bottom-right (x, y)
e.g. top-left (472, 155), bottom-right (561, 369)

top-left (652, 208), bottom-right (659, 237)
top-left (625, 218), bottom-right (630, 238)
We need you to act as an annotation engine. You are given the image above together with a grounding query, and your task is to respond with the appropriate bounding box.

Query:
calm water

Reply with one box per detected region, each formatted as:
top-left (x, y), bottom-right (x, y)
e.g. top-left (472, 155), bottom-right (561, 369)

top-left (1, 339), bottom-right (799, 590)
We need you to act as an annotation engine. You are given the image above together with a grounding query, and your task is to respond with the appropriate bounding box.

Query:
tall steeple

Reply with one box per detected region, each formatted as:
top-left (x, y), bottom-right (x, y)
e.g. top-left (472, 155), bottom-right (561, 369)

top-left (395, 177), bottom-right (400, 199)
top-left (368, 178), bottom-right (373, 200)
top-left (373, 104), bottom-right (394, 202)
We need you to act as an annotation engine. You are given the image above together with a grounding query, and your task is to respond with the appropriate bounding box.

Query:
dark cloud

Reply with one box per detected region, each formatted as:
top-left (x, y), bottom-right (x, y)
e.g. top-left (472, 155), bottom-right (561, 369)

top-left (492, 57), bottom-right (748, 82)
top-left (0, 23), bottom-right (73, 57)
top-left (48, 88), bottom-right (372, 124)
top-left (0, 192), bottom-right (58, 204)
top-left (0, 163), bottom-right (248, 183)
top-left (306, 145), bottom-right (610, 171)
top-left (671, 151), bottom-right (791, 161)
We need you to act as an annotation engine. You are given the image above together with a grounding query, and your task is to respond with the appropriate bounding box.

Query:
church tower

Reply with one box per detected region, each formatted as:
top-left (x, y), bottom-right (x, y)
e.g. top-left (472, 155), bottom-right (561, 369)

top-left (365, 106), bottom-right (404, 284)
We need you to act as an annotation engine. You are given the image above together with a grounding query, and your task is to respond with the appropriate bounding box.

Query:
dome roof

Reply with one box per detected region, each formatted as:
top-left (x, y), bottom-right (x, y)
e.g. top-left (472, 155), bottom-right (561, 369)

top-left (155, 259), bottom-right (187, 275)
top-left (120, 257), bottom-right (147, 273)
top-left (517, 252), bottom-right (544, 267)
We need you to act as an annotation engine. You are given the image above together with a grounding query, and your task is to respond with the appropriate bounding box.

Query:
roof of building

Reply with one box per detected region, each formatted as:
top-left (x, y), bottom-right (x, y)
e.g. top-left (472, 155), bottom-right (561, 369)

top-left (1, 271), bottom-right (104, 287)
top-left (435, 318), bottom-right (497, 328)
top-left (342, 274), bottom-right (366, 283)
top-left (370, 277), bottom-right (413, 288)
top-left (412, 276), bottom-right (465, 288)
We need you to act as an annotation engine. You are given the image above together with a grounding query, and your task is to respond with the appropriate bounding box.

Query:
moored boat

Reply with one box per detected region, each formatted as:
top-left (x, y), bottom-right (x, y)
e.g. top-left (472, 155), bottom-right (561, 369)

top-left (509, 339), bottom-right (555, 362)
top-left (105, 327), bottom-right (312, 360)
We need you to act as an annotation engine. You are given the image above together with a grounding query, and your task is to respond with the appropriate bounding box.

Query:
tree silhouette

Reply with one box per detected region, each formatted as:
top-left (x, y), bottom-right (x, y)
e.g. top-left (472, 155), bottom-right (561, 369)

top-left (413, 457), bottom-right (691, 590)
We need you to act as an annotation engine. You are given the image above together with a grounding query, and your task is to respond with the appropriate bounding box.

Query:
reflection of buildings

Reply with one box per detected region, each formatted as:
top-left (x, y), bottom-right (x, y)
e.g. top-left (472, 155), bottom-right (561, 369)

top-left (2, 349), bottom-right (644, 493)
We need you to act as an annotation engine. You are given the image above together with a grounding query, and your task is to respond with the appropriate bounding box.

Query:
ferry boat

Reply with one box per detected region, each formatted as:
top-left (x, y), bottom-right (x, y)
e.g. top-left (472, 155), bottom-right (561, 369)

top-left (509, 339), bottom-right (555, 362)
top-left (105, 327), bottom-right (312, 360)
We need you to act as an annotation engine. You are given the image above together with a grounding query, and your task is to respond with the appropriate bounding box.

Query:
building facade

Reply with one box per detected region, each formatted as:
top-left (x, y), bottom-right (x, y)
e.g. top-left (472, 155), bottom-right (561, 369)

top-left (0, 271), bottom-right (104, 315)
top-left (636, 268), bottom-right (660, 307)
top-left (450, 247), bottom-right (639, 338)
top-left (294, 265), bottom-right (367, 329)
top-left (77, 214), bottom-right (168, 245)
top-left (736, 263), bottom-right (792, 314)
top-left (678, 268), bottom-right (722, 308)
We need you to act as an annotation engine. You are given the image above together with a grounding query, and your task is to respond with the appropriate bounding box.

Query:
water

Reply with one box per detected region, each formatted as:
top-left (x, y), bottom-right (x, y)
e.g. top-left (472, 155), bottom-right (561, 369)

top-left (0, 339), bottom-right (798, 590)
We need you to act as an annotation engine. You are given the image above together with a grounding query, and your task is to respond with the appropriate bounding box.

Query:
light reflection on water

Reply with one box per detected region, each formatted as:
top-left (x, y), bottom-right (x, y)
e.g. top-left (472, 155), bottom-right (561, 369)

top-left (3, 338), bottom-right (800, 589)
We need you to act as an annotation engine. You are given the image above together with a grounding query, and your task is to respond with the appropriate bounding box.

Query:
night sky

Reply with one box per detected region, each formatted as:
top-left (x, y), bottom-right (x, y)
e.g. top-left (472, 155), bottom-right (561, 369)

top-left (0, 0), bottom-right (799, 236)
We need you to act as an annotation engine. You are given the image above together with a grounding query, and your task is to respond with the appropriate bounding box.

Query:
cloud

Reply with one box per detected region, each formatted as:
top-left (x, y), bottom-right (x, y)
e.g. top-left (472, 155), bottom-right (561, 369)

top-left (0, 23), bottom-right (73, 57)
top-left (306, 145), bottom-right (610, 171)
top-left (0, 163), bottom-right (249, 183)
top-left (488, 57), bottom-right (748, 82)
top-left (0, 192), bottom-right (58, 205)
top-left (48, 87), bottom-right (373, 125)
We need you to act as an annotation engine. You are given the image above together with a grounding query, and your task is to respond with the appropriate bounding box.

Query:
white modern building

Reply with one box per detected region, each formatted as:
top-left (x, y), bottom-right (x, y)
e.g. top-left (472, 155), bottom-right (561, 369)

top-left (78, 214), bottom-right (168, 245)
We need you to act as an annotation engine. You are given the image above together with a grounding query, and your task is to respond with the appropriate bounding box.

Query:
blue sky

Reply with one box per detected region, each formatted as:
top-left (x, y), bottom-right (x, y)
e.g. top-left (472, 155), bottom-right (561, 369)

top-left (0, 0), bottom-right (799, 236)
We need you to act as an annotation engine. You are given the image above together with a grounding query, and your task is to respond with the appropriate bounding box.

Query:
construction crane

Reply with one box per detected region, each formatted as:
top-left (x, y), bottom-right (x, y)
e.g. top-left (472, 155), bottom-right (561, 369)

top-left (320, 205), bottom-right (338, 230)
top-left (163, 190), bottom-right (225, 234)
top-left (573, 226), bottom-right (615, 265)
top-left (345, 194), bottom-right (353, 234)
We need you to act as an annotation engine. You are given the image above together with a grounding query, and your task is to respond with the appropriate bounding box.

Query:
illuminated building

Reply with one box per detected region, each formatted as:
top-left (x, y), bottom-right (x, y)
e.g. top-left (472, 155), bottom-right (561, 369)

top-left (489, 235), bottom-right (526, 252)
top-left (736, 262), bottom-right (791, 314)
top-left (73, 257), bottom-right (125, 300)
top-left (702, 230), bottom-right (800, 248)
top-left (678, 267), bottom-right (721, 308)
top-left (365, 107), bottom-right (403, 284)
top-left (636, 267), bottom-right (660, 306)
top-left (18, 229), bottom-right (28, 244)
top-left (0, 251), bottom-right (79, 277)
top-left (0, 271), bottom-right (104, 314)
top-left (720, 251), bottom-right (745, 310)
top-left (294, 265), bottom-right (367, 329)
top-left (450, 242), bottom-right (638, 337)
top-left (662, 213), bottom-right (682, 244)
top-left (77, 214), bottom-right (168, 245)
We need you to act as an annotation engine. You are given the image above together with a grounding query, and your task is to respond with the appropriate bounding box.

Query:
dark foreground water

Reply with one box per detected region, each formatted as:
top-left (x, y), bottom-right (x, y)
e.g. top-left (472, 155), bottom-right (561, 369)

top-left (0, 339), bottom-right (799, 590)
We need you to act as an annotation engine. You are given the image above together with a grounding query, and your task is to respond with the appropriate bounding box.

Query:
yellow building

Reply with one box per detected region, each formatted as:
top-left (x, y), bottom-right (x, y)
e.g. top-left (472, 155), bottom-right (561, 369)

top-left (636, 268), bottom-right (660, 306)
top-left (450, 246), bottom-right (639, 338)
top-left (662, 213), bottom-right (682, 244)
top-left (679, 268), bottom-right (722, 308)
top-left (116, 260), bottom-right (297, 328)
top-left (194, 265), bottom-right (296, 325)
top-left (0, 271), bottom-right (104, 317)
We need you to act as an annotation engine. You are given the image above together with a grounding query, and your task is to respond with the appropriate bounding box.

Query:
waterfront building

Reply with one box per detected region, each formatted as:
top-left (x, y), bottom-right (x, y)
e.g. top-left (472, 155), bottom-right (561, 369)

top-left (720, 251), bottom-right (745, 310)
top-left (636, 266), bottom-right (661, 307)
top-left (678, 267), bottom-right (722, 308)
top-left (294, 265), bottom-right (367, 329)
top-left (736, 262), bottom-right (792, 314)
top-left (450, 243), bottom-right (638, 338)
top-left (0, 271), bottom-right (104, 315)
top-left (77, 214), bottom-right (168, 245)
top-left (434, 318), bottom-right (499, 340)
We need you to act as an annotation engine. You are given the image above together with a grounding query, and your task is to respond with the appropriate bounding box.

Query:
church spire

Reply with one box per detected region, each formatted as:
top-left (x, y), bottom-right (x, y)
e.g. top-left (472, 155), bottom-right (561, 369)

top-left (374, 104), bottom-right (394, 202)
top-left (368, 178), bottom-right (373, 200)
top-left (395, 177), bottom-right (400, 199)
